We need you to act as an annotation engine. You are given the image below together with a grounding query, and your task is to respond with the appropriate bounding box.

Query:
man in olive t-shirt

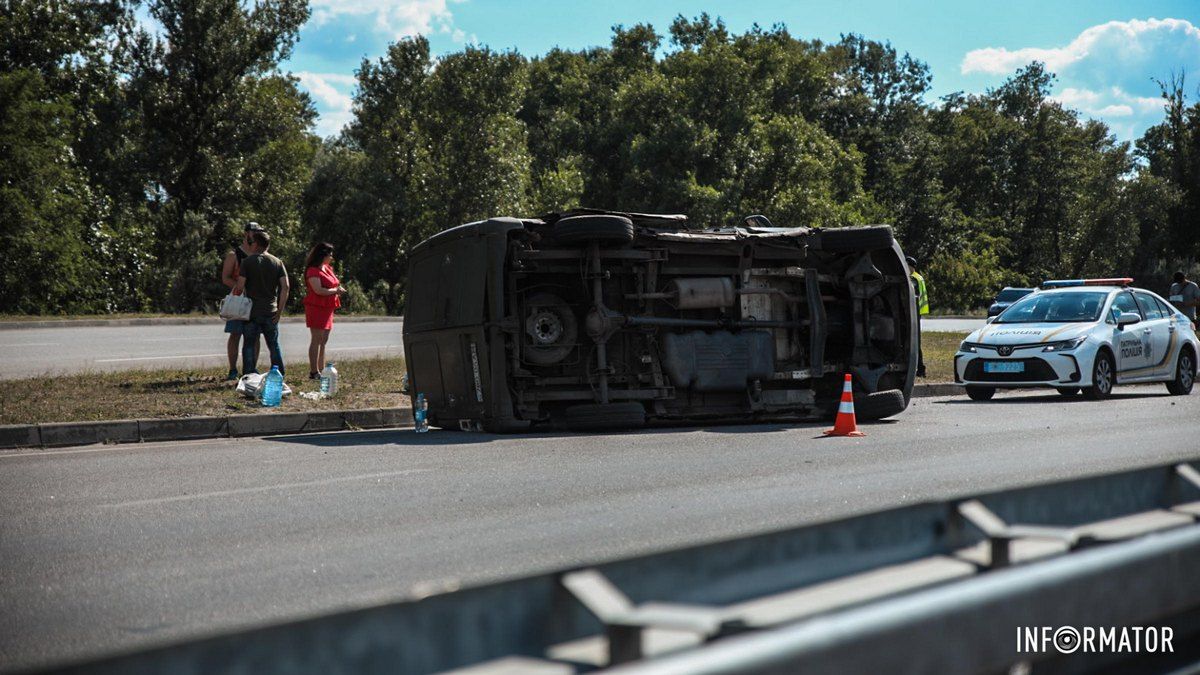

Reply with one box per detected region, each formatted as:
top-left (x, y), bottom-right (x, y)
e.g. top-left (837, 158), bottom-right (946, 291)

top-left (236, 230), bottom-right (290, 375)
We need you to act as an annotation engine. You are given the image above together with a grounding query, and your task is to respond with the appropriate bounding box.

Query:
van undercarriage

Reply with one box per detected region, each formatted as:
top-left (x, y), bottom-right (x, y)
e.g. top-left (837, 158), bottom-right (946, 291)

top-left (403, 210), bottom-right (918, 432)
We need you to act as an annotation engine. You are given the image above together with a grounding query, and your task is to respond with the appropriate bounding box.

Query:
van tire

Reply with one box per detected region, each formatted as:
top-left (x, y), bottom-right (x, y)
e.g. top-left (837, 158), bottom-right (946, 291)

top-left (554, 215), bottom-right (635, 245)
top-left (854, 389), bottom-right (907, 420)
top-left (564, 402), bottom-right (646, 431)
top-left (819, 225), bottom-right (895, 252)
top-left (522, 293), bottom-right (577, 366)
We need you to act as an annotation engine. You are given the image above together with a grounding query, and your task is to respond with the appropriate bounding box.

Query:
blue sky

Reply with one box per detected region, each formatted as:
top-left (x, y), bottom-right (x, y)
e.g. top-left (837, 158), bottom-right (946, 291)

top-left (289, 0), bottom-right (1200, 141)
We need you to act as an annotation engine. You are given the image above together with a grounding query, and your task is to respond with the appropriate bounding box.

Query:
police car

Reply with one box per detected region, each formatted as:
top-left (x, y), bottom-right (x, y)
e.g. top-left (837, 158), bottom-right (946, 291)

top-left (956, 279), bottom-right (1199, 401)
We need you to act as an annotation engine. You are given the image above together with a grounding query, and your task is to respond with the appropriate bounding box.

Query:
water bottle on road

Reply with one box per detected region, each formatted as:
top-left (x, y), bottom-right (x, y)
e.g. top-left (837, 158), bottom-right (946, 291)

top-left (319, 363), bottom-right (338, 395)
top-left (262, 366), bottom-right (284, 407)
top-left (414, 393), bottom-right (429, 433)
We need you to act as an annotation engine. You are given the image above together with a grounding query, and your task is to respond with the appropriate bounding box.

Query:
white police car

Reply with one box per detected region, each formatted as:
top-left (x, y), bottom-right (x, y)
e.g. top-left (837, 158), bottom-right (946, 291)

top-left (956, 279), bottom-right (1199, 401)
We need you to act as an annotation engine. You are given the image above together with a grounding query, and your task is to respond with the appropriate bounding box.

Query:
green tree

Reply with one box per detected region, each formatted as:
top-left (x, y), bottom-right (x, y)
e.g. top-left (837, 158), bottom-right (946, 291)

top-left (131, 0), bottom-right (313, 310)
top-left (0, 70), bottom-right (102, 313)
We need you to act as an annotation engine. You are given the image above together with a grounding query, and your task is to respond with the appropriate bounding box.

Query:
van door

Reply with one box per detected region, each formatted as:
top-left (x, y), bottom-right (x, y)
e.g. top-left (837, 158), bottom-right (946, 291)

top-left (405, 237), bottom-right (489, 424)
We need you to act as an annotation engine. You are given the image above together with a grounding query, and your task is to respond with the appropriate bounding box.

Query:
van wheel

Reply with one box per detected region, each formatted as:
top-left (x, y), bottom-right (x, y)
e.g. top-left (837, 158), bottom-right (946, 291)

top-left (564, 402), bottom-right (645, 432)
top-left (819, 225), bottom-right (895, 252)
top-left (855, 389), bottom-right (908, 420)
top-left (1082, 351), bottom-right (1115, 400)
top-left (965, 386), bottom-right (995, 401)
top-left (1166, 349), bottom-right (1195, 395)
top-left (554, 215), bottom-right (635, 245)
top-left (522, 293), bottom-right (577, 366)
top-left (1055, 387), bottom-right (1079, 396)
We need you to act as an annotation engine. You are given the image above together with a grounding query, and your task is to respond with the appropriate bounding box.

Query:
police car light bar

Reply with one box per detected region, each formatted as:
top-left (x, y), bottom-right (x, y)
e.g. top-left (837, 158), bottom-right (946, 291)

top-left (1041, 278), bottom-right (1134, 289)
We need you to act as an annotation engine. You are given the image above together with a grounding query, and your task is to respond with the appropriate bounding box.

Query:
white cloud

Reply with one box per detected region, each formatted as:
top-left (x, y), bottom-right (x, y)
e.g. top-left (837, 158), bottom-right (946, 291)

top-left (1051, 86), bottom-right (1162, 120)
top-left (961, 18), bottom-right (1200, 140)
top-left (962, 18), bottom-right (1200, 77)
top-left (296, 72), bottom-right (357, 138)
top-left (310, 0), bottom-right (463, 40)
top-left (1097, 104), bottom-right (1133, 117)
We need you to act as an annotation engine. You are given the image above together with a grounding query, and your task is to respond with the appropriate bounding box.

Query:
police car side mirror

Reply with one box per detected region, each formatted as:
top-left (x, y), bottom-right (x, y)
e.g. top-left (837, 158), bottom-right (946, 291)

top-left (1116, 312), bottom-right (1141, 329)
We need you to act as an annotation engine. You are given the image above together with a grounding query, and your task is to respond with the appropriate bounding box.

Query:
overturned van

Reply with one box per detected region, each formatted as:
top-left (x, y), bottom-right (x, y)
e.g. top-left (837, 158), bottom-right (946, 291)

top-left (402, 210), bottom-right (918, 432)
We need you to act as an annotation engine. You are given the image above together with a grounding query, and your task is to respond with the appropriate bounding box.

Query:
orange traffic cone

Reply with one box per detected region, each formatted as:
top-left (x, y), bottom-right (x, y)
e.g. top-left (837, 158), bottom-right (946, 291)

top-left (824, 373), bottom-right (865, 437)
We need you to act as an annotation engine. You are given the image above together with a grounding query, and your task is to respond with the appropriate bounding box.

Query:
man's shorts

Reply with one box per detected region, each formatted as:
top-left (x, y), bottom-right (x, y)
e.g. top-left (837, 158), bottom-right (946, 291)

top-left (224, 319), bottom-right (246, 334)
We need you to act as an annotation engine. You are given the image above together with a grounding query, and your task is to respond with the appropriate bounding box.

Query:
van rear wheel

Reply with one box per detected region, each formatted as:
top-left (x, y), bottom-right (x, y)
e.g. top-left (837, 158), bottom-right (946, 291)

top-left (554, 215), bottom-right (635, 245)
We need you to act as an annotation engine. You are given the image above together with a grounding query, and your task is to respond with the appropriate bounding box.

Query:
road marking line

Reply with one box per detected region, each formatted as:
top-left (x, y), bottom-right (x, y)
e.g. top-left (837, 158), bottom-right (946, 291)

top-left (95, 353), bottom-right (228, 362)
top-left (99, 469), bottom-right (431, 508)
top-left (1, 342), bottom-right (61, 347)
top-left (94, 346), bottom-right (399, 363)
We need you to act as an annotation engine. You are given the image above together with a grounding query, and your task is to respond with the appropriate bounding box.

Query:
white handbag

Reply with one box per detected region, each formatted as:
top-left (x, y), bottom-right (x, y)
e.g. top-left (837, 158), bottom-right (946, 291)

top-left (219, 293), bottom-right (252, 321)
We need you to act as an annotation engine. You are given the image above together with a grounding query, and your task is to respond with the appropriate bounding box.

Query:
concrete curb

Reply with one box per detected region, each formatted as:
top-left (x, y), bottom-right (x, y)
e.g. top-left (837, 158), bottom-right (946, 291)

top-left (0, 385), bottom-right (975, 450)
top-left (0, 408), bottom-right (415, 450)
top-left (911, 382), bottom-right (964, 397)
top-left (0, 316), bottom-right (401, 330)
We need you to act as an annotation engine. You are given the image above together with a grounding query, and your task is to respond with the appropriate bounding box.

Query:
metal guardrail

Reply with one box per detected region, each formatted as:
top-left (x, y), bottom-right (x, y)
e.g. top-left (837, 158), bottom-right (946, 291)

top-left (48, 460), bottom-right (1200, 675)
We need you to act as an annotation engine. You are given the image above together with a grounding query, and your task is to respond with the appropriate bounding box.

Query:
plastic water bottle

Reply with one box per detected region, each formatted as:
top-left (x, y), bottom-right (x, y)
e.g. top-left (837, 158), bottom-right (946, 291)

top-left (262, 366), bottom-right (284, 407)
top-left (414, 393), bottom-right (429, 433)
top-left (319, 363), bottom-right (338, 395)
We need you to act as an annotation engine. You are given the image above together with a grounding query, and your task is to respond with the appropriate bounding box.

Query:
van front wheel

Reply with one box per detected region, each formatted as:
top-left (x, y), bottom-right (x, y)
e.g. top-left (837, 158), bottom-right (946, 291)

top-left (564, 402), bottom-right (646, 432)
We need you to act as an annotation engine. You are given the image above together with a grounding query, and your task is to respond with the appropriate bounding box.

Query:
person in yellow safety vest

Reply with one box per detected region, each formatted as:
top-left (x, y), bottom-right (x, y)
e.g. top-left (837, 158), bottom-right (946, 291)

top-left (907, 256), bottom-right (928, 377)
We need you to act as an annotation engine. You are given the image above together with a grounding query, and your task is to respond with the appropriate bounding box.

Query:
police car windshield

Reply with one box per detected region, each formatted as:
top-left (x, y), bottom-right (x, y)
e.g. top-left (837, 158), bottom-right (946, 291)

top-left (994, 291), bottom-right (1107, 323)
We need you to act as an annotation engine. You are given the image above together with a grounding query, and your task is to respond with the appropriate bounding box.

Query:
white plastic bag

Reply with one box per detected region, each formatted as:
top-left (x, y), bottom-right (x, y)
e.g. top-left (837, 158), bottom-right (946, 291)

top-left (219, 293), bottom-right (252, 321)
top-left (236, 373), bottom-right (292, 400)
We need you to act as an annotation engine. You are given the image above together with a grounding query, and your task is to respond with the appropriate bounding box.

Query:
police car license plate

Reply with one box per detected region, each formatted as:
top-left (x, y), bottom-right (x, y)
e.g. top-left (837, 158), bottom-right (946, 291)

top-left (984, 361), bottom-right (1024, 373)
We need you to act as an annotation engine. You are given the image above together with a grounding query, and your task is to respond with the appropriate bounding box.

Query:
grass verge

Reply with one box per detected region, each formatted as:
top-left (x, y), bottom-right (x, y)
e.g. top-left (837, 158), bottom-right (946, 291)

top-left (0, 356), bottom-right (408, 426)
top-left (917, 331), bottom-right (968, 384)
top-left (0, 334), bottom-right (966, 426)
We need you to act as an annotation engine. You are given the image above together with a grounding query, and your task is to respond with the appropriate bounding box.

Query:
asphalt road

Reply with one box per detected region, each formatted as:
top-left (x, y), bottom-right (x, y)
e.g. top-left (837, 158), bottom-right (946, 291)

top-left (0, 320), bottom-right (405, 379)
top-left (0, 318), bottom-right (971, 379)
top-left (2, 387), bottom-right (1198, 671)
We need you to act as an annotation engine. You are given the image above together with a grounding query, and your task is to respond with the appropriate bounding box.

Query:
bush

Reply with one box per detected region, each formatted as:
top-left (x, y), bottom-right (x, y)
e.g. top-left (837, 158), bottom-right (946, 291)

top-left (926, 245), bottom-right (1009, 312)
top-left (338, 279), bottom-right (387, 315)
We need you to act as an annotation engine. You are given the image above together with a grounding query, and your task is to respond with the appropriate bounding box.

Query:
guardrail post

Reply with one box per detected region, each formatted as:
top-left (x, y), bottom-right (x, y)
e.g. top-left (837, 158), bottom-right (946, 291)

top-left (608, 624), bottom-right (643, 664)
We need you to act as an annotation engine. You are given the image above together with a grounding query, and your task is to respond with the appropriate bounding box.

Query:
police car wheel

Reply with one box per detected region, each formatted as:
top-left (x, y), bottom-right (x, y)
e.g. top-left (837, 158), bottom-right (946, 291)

top-left (1166, 349), bottom-right (1195, 396)
top-left (1055, 387), bottom-right (1079, 396)
top-left (965, 386), bottom-right (995, 401)
top-left (1082, 351), bottom-right (1114, 400)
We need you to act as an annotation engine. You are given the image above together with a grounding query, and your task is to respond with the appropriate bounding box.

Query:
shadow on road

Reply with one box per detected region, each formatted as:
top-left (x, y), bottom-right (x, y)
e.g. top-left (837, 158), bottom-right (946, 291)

top-left (268, 429), bottom-right (500, 446)
top-left (267, 418), bottom-right (857, 446)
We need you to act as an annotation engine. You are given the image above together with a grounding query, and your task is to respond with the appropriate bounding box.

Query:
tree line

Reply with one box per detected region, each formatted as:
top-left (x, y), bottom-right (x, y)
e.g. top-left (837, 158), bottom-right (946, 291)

top-left (3, 1), bottom-right (1198, 315)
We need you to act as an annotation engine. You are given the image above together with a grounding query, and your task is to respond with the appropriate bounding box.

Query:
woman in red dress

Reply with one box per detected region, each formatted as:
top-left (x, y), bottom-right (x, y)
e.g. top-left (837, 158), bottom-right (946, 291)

top-left (303, 243), bottom-right (346, 379)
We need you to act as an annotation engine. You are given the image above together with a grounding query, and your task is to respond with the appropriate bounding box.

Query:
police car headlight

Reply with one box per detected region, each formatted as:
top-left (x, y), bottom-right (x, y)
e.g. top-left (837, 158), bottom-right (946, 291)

top-left (1043, 336), bottom-right (1087, 352)
top-left (959, 341), bottom-right (977, 353)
